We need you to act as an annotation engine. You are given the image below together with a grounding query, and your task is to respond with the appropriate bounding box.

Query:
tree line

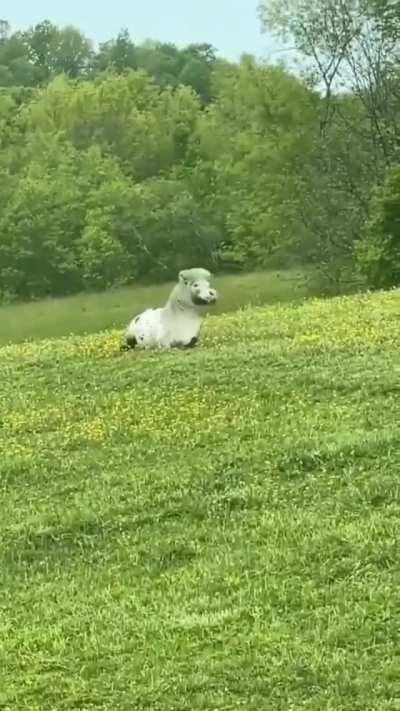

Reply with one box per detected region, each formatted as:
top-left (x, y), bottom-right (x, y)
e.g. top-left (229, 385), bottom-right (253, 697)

top-left (0, 4), bottom-right (399, 301)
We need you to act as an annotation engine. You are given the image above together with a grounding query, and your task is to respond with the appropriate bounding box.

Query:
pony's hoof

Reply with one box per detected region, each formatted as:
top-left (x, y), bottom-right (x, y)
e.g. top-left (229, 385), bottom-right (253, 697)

top-left (121, 336), bottom-right (137, 351)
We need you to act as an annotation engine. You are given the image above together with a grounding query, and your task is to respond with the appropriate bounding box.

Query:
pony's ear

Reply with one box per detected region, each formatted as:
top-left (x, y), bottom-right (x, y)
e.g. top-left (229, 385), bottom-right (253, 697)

top-left (179, 270), bottom-right (190, 284)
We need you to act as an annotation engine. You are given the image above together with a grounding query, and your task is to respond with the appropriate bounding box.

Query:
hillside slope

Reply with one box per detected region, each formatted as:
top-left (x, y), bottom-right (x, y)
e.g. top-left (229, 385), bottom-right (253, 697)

top-left (1, 291), bottom-right (400, 710)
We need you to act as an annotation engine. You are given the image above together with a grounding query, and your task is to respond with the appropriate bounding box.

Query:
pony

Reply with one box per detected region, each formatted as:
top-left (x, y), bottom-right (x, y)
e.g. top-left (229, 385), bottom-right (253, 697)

top-left (122, 268), bottom-right (218, 350)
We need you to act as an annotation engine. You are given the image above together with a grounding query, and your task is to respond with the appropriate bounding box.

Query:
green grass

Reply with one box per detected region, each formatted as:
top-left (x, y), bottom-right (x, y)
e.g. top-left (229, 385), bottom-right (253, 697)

top-left (0, 269), bottom-right (308, 345)
top-left (1, 288), bottom-right (400, 709)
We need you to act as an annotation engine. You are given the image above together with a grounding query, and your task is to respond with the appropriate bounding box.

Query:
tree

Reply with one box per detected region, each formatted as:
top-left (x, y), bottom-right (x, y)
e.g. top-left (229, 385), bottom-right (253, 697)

top-left (0, 141), bottom-right (131, 298)
top-left (0, 30), bottom-right (38, 87)
top-left (22, 72), bottom-right (200, 179)
top-left (258, 0), bottom-right (400, 285)
top-left (258, 0), bottom-right (400, 167)
top-left (0, 20), bottom-right (10, 41)
top-left (1, 15), bottom-right (386, 301)
top-left (22, 21), bottom-right (93, 81)
top-left (179, 44), bottom-right (216, 103)
top-left (191, 56), bottom-right (323, 269)
top-left (356, 164), bottom-right (400, 288)
top-left (93, 36), bottom-right (216, 102)
top-left (94, 29), bottom-right (137, 74)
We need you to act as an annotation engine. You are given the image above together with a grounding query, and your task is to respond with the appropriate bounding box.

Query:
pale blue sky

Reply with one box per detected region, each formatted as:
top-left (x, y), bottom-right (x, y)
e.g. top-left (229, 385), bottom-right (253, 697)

top-left (2, 0), bottom-right (284, 61)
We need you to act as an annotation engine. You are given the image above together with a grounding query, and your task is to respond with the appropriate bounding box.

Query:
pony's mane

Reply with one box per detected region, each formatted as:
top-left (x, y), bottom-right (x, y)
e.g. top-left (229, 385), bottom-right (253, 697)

top-left (179, 268), bottom-right (211, 284)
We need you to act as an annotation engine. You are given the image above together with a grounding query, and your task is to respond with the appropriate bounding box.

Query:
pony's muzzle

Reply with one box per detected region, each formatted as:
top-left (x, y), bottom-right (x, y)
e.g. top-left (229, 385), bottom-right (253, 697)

top-left (192, 289), bottom-right (217, 306)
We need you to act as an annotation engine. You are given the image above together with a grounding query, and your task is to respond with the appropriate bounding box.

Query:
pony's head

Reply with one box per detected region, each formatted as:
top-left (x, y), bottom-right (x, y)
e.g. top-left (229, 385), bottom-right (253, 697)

top-left (178, 268), bottom-right (218, 307)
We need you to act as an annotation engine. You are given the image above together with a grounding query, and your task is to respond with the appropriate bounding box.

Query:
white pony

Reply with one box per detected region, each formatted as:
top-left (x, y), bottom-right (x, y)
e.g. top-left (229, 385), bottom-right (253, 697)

top-left (122, 268), bottom-right (218, 350)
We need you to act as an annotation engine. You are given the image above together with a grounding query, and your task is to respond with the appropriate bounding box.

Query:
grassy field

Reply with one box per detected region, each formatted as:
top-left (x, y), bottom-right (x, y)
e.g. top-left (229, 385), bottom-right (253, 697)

top-left (1, 288), bottom-right (400, 709)
top-left (0, 269), bottom-right (309, 345)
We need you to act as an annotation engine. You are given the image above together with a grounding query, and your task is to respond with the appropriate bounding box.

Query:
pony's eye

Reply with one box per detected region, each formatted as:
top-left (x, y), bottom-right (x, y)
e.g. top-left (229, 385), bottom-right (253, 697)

top-left (193, 283), bottom-right (198, 288)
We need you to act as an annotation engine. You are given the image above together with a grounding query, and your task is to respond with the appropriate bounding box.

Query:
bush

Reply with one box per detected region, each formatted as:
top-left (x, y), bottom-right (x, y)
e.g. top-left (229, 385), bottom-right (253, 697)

top-left (356, 166), bottom-right (400, 289)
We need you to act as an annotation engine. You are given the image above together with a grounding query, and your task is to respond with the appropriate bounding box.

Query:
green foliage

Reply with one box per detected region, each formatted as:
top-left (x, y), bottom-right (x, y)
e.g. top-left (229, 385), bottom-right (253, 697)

top-left (0, 21), bottom-right (93, 86)
top-left (193, 58), bottom-right (321, 268)
top-left (94, 29), bottom-right (138, 74)
top-left (1, 8), bottom-right (399, 301)
top-left (0, 23), bottom-right (216, 99)
top-left (0, 139), bottom-right (134, 298)
top-left (21, 20), bottom-right (93, 80)
top-left (77, 218), bottom-right (134, 290)
top-left (21, 72), bottom-right (199, 178)
top-left (0, 51), bottom-right (322, 301)
top-left (356, 165), bottom-right (400, 288)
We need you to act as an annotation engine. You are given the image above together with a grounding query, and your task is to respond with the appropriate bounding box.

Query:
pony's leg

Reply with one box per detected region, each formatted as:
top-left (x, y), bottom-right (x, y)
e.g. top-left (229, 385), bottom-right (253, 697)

top-left (171, 337), bottom-right (198, 349)
top-left (121, 335), bottom-right (137, 351)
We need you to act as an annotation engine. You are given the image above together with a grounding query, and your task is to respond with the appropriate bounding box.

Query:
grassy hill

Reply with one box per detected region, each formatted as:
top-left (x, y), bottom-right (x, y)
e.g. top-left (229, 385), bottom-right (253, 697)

top-left (1, 288), bottom-right (400, 710)
top-left (0, 269), bottom-right (308, 346)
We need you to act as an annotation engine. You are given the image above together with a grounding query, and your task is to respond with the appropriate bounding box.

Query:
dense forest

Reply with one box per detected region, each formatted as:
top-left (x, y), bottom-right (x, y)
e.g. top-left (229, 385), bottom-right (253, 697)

top-left (0, 1), bottom-right (400, 301)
